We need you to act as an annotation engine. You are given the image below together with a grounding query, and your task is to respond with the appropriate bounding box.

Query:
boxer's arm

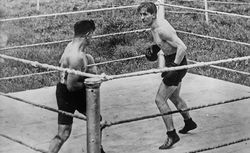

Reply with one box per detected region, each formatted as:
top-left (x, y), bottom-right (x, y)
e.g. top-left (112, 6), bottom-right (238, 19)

top-left (86, 54), bottom-right (97, 74)
top-left (158, 29), bottom-right (187, 65)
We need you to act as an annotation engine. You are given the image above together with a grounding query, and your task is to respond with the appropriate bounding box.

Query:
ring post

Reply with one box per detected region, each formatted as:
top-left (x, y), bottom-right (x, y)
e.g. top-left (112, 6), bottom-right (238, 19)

top-left (85, 77), bottom-right (102, 153)
top-left (204, 0), bottom-right (209, 24)
top-left (36, 0), bottom-right (40, 11)
top-left (157, 0), bottom-right (165, 19)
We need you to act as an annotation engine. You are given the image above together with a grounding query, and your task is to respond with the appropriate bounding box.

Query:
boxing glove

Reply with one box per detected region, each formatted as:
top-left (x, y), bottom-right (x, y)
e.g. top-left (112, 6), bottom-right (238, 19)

top-left (145, 44), bottom-right (161, 61)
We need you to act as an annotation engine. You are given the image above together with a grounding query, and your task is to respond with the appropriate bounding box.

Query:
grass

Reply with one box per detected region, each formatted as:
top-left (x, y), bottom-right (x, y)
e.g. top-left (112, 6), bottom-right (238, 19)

top-left (0, 0), bottom-right (249, 93)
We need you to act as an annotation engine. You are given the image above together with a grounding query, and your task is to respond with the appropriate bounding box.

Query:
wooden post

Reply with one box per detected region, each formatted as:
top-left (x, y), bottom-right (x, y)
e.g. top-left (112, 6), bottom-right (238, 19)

top-left (204, 0), bottom-right (209, 24)
top-left (85, 77), bottom-right (102, 153)
top-left (112, 1), bottom-right (115, 18)
top-left (36, 0), bottom-right (40, 11)
top-left (157, 0), bottom-right (165, 19)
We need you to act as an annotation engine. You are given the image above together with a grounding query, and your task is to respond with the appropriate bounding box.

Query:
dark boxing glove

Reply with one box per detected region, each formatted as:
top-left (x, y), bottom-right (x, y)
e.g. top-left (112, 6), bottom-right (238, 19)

top-left (145, 44), bottom-right (161, 61)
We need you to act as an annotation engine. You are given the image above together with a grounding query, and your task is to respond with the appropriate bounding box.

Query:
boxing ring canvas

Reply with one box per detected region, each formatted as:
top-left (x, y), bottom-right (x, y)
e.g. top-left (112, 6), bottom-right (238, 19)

top-left (1, 73), bottom-right (250, 153)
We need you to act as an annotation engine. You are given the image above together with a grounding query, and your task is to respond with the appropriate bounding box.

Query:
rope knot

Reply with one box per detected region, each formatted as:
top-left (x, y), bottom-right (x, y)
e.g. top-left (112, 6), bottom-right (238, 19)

top-left (100, 120), bottom-right (112, 130)
top-left (99, 73), bottom-right (111, 81)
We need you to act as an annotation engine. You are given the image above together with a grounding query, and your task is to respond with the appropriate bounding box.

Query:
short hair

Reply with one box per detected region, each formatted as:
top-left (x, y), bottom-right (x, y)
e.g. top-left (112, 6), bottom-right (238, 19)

top-left (137, 2), bottom-right (157, 14)
top-left (74, 20), bottom-right (95, 37)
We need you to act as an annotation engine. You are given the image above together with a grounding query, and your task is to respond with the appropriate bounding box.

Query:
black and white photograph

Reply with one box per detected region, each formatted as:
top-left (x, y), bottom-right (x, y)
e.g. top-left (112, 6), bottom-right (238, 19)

top-left (0, 0), bottom-right (250, 152)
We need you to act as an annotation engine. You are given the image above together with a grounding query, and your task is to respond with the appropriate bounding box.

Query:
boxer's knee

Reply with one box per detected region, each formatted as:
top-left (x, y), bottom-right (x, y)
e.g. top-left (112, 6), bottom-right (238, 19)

top-left (155, 94), bottom-right (166, 108)
top-left (57, 125), bottom-right (72, 142)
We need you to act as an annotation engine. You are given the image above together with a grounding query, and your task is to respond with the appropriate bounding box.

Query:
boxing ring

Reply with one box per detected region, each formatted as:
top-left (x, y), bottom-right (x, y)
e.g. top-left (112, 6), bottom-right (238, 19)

top-left (1, 1), bottom-right (250, 153)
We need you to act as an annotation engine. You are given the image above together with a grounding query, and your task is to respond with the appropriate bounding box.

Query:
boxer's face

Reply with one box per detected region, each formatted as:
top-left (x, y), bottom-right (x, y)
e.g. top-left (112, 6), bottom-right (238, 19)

top-left (139, 7), bottom-right (155, 26)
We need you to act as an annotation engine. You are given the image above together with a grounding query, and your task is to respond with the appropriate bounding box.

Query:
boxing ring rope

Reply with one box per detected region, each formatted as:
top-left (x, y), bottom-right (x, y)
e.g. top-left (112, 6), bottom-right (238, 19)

top-left (0, 55), bottom-right (145, 81)
top-left (1, 95), bottom-right (250, 153)
top-left (0, 53), bottom-right (249, 81)
top-left (1, 2), bottom-right (249, 55)
top-left (0, 133), bottom-right (47, 153)
top-left (106, 56), bottom-right (250, 81)
top-left (0, 54), bottom-right (249, 125)
top-left (188, 59), bottom-right (250, 76)
top-left (1, 133), bottom-right (250, 153)
top-left (1, 23), bottom-right (250, 52)
top-left (0, 52), bottom-right (249, 123)
top-left (1, 54), bottom-right (249, 81)
top-left (161, 3), bottom-right (250, 19)
top-left (1, 27), bottom-right (249, 81)
top-left (180, 0), bottom-right (250, 5)
top-left (186, 137), bottom-right (250, 153)
top-left (102, 96), bottom-right (250, 127)
top-left (2, 2), bottom-right (248, 82)
top-left (0, 5), bottom-right (139, 22)
top-left (0, 92), bottom-right (86, 120)
top-left (1, 80), bottom-right (249, 128)
top-left (0, 39), bottom-right (70, 51)
top-left (0, 45), bottom-right (249, 151)
top-left (1, 53), bottom-right (249, 124)
top-left (0, 51), bottom-right (249, 151)
top-left (0, 29), bottom-right (149, 51)
top-left (82, 54), bottom-right (250, 153)
top-left (1, 2), bottom-right (250, 153)
top-left (1, 1), bottom-right (249, 23)
top-left (1, 28), bottom-right (249, 81)
top-left (0, 71), bottom-right (57, 81)
top-left (0, 54), bottom-right (99, 78)
top-left (176, 29), bottom-right (250, 47)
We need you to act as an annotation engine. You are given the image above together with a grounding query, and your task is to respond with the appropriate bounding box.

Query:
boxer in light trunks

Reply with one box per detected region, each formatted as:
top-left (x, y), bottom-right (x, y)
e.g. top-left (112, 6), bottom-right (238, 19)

top-left (48, 20), bottom-right (105, 153)
top-left (137, 2), bottom-right (197, 149)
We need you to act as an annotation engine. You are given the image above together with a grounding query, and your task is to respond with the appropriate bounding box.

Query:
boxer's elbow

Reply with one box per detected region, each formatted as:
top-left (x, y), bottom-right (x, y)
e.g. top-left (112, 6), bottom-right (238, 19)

top-left (181, 44), bottom-right (187, 52)
top-left (177, 44), bottom-right (187, 56)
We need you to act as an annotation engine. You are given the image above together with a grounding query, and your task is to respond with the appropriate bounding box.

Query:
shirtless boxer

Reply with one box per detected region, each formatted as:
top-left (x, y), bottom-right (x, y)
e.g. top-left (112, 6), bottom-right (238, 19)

top-left (137, 2), bottom-right (197, 149)
top-left (48, 20), bottom-right (105, 153)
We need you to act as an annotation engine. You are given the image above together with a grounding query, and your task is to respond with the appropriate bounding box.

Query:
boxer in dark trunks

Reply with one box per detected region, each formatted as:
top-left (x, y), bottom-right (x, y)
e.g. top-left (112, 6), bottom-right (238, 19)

top-left (137, 2), bottom-right (197, 149)
top-left (161, 53), bottom-right (187, 86)
top-left (48, 20), bottom-right (105, 153)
